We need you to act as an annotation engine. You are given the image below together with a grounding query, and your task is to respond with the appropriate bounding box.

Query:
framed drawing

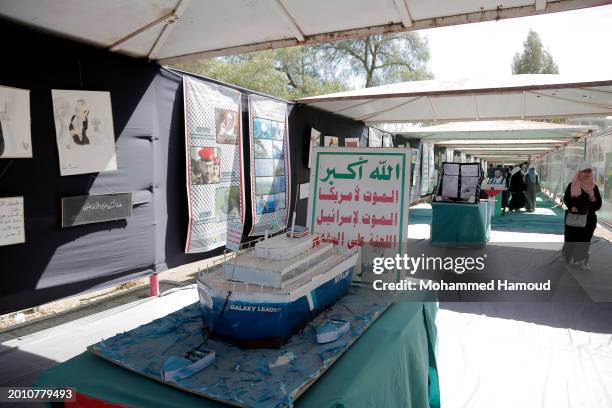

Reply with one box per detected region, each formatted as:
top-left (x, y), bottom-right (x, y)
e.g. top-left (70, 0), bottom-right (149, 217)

top-left (0, 86), bottom-right (32, 158)
top-left (52, 90), bottom-right (117, 176)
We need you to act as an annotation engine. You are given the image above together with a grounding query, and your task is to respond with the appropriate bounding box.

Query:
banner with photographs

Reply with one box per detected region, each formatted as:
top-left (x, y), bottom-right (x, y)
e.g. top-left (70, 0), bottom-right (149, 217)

top-left (0, 86), bottom-right (32, 159)
top-left (183, 76), bottom-right (244, 253)
top-left (248, 95), bottom-right (290, 236)
top-left (52, 90), bottom-right (117, 175)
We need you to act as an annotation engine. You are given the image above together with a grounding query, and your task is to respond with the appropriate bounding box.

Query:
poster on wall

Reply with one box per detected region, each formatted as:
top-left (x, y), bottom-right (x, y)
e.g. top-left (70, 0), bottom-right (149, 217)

top-left (0, 196), bottom-right (25, 246)
top-left (308, 128), bottom-right (321, 168)
top-left (369, 127), bottom-right (382, 147)
top-left (52, 90), bottom-right (117, 176)
top-left (345, 137), bottom-right (360, 147)
top-left (183, 76), bottom-right (244, 253)
top-left (0, 86), bottom-right (32, 158)
top-left (307, 147), bottom-right (411, 251)
top-left (324, 136), bottom-right (338, 147)
top-left (248, 94), bottom-right (290, 236)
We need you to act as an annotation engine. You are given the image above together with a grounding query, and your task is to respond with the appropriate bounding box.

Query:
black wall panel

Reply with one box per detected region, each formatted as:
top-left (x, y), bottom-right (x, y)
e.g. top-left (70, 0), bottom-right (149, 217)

top-left (0, 22), bottom-right (367, 314)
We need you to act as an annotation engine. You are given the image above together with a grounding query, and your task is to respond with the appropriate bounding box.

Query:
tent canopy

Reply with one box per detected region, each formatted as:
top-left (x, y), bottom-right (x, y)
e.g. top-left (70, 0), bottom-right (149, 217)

top-left (0, 0), bottom-right (609, 63)
top-left (297, 75), bottom-right (612, 123)
top-left (395, 120), bottom-right (594, 161)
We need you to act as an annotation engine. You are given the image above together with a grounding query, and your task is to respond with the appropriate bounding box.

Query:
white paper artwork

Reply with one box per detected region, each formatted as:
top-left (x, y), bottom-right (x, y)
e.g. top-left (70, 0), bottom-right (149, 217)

top-left (0, 196), bottom-right (25, 246)
top-left (0, 86), bottom-right (32, 158)
top-left (52, 90), bottom-right (117, 176)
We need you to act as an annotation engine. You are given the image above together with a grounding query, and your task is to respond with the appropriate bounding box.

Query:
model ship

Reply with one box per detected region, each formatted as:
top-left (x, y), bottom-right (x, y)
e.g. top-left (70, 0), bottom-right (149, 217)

top-left (197, 227), bottom-right (360, 348)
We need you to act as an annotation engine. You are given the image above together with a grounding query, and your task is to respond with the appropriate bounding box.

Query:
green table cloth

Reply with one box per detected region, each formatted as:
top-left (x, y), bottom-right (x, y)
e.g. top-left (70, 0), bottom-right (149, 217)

top-left (431, 201), bottom-right (490, 246)
top-left (35, 301), bottom-right (439, 408)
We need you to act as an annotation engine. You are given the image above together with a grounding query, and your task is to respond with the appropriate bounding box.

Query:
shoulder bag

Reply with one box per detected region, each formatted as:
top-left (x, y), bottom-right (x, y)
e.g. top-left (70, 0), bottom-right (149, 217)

top-left (565, 212), bottom-right (587, 228)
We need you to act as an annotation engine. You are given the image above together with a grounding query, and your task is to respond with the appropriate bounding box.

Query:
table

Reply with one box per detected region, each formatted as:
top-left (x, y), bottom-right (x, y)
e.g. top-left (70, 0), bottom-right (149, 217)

top-left (35, 301), bottom-right (440, 408)
top-left (431, 201), bottom-right (490, 247)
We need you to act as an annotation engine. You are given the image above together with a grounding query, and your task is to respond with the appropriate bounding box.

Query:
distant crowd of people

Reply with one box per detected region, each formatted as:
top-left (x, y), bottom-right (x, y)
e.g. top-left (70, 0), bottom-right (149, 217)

top-left (486, 162), bottom-right (602, 271)
top-left (486, 162), bottom-right (540, 215)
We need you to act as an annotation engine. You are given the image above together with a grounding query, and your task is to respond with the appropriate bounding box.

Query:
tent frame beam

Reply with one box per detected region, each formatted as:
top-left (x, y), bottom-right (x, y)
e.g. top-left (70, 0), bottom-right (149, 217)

top-left (157, 0), bottom-right (609, 64)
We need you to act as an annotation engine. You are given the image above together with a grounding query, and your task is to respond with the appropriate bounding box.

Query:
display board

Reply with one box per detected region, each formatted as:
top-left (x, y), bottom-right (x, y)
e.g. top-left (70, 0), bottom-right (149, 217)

top-left (382, 133), bottom-right (393, 147)
top-left (0, 196), bottom-right (25, 246)
top-left (420, 142), bottom-right (435, 196)
top-left (61, 193), bottom-right (132, 227)
top-left (183, 76), bottom-right (244, 253)
top-left (368, 127), bottom-right (382, 147)
top-left (52, 90), bottom-right (117, 175)
top-left (248, 95), bottom-right (290, 236)
top-left (0, 86), bottom-right (32, 158)
top-left (307, 148), bottom-right (410, 250)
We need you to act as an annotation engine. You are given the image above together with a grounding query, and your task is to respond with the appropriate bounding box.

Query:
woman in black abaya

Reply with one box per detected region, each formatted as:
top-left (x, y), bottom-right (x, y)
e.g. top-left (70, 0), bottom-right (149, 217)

top-left (562, 163), bottom-right (602, 270)
top-left (508, 165), bottom-right (527, 211)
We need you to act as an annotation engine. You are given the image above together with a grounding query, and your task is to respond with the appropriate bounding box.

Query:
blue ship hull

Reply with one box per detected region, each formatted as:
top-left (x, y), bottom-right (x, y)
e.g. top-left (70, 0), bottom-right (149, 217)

top-left (198, 264), bottom-right (355, 348)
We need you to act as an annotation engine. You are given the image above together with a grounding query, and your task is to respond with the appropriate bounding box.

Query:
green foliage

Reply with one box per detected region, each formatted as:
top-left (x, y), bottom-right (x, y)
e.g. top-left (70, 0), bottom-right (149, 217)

top-left (512, 30), bottom-right (559, 74)
top-left (171, 32), bottom-right (432, 98)
top-left (172, 47), bottom-right (346, 100)
top-left (318, 32), bottom-right (432, 87)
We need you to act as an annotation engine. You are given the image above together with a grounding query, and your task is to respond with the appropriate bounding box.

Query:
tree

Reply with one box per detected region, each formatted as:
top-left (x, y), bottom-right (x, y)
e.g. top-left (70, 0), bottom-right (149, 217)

top-left (172, 32), bottom-right (433, 97)
top-left (512, 29), bottom-right (559, 74)
top-left (172, 46), bottom-right (346, 100)
top-left (318, 32), bottom-right (432, 88)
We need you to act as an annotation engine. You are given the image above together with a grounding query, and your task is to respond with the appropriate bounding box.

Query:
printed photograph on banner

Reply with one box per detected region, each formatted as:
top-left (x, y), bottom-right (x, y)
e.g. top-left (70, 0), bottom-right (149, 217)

top-left (272, 120), bottom-right (285, 140)
top-left (256, 194), bottom-right (276, 215)
top-left (309, 128), bottom-right (321, 168)
top-left (190, 147), bottom-right (220, 184)
top-left (273, 176), bottom-right (286, 193)
top-left (324, 136), bottom-right (339, 147)
top-left (253, 117), bottom-right (273, 139)
top-left (275, 192), bottom-right (286, 210)
top-left (273, 159), bottom-right (285, 176)
top-left (52, 89), bottom-right (117, 175)
top-left (254, 139), bottom-right (273, 158)
top-left (272, 140), bottom-right (284, 159)
top-left (215, 109), bottom-right (239, 144)
top-left (345, 138), bottom-right (360, 147)
top-left (0, 86), bottom-right (32, 158)
top-left (215, 186), bottom-right (241, 221)
top-left (256, 176), bottom-right (274, 195)
top-left (255, 159), bottom-right (274, 177)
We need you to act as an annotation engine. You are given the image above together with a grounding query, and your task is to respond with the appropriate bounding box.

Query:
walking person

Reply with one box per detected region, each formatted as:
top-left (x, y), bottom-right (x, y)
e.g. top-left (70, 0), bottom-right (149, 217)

top-left (524, 166), bottom-right (540, 212)
top-left (562, 163), bottom-right (602, 271)
top-left (501, 165), bottom-right (513, 216)
top-left (508, 164), bottom-right (527, 211)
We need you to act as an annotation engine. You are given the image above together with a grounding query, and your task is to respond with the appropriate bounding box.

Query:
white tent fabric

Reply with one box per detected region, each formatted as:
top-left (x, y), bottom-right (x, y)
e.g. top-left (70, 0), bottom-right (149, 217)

top-left (437, 303), bottom-right (612, 408)
top-left (297, 75), bottom-right (612, 122)
top-left (0, 0), bottom-right (608, 63)
top-left (394, 120), bottom-right (594, 160)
